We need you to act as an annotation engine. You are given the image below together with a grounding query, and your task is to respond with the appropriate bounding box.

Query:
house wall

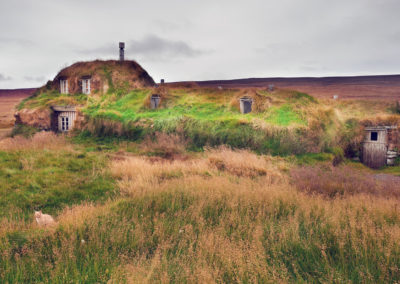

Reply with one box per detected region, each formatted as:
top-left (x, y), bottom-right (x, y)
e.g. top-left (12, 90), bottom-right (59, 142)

top-left (50, 111), bottom-right (58, 131)
top-left (14, 108), bottom-right (52, 130)
top-left (59, 76), bottom-right (103, 95)
top-left (387, 128), bottom-right (399, 150)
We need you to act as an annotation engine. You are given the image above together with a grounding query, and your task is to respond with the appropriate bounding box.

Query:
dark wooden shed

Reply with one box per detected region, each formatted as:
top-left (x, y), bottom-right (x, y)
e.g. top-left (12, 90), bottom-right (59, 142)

top-left (362, 126), bottom-right (398, 168)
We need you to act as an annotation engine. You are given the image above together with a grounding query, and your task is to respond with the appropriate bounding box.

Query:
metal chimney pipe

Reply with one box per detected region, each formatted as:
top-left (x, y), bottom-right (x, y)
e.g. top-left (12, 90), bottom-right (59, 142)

top-left (119, 42), bottom-right (125, 61)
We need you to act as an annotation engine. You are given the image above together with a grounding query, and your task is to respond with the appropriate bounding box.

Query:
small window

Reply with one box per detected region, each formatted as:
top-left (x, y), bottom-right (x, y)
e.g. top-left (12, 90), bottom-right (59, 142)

top-left (370, 131), bottom-right (378, 141)
top-left (60, 79), bottom-right (68, 94)
top-left (82, 79), bottom-right (91, 94)
top-left (65, 117), bottom-right (69, 131)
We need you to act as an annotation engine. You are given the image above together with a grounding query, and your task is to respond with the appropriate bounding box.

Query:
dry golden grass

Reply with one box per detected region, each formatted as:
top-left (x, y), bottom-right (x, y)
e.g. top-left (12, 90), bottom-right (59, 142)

top-left (57, 202), bottom-right (111, 229)
top-left (111, 146), bottom-right (285, 198)
top-left (206, 146), bottom-right (284, 178)
top-left (106, 147), bottom-right (400, 282)
top-left (0, 131), bottom-right (70, 151)
top-left (108, 164), bottom-right (400, 282)
top-left (140, 132), bottom-right (188, 159)
top-left (2, 139), bottom-right (400, 282)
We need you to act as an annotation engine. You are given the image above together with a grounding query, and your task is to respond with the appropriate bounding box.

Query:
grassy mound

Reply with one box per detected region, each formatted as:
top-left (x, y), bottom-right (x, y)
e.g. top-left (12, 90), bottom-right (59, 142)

top-left (81, 88), bottom-right (340, 155)
top-left (17, 86), bottom-right (400, 156)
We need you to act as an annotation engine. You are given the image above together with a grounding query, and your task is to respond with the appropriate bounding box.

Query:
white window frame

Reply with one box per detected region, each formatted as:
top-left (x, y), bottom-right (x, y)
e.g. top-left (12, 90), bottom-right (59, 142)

top-left (82, 79), bottom-right (91, 94)
top-left (60, 79), bottom-right (68, 94)
top-left (60, 116), bottom-right (69, 131)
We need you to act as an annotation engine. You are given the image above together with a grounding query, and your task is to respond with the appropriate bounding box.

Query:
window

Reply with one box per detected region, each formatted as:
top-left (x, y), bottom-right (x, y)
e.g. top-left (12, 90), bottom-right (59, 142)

top-left (60, 79), bottom-right (68, 94)
top-left (82, 79), bottom-right (91, 94)
top-left (65, 117), bottom-right (69, 131)
top-left (370, 131), bottom-right (378, 141)
top-left (61, 117), bottom-right (69, 131)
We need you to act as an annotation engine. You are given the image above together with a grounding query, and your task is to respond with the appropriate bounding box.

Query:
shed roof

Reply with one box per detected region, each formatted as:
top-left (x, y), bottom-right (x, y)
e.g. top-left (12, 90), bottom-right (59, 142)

top-left (365, 126), bottom-right (397, 131)
top-left (51, 105), bottom-right (76, 112)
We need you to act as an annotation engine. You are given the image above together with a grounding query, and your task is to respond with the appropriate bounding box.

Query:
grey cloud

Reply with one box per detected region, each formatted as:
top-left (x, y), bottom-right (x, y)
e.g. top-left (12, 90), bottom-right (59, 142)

top-left (24, 76), bottom-right (47, 82)
top-left (1, 0), bottom-right (400, 88)
top-left (130, 35), bottom-right (204, 58)
top-left (0, 73), bottom-right (12, 81)
top-left (0, 37), bottom-right (33, 48)
top-left (152, 19), bottom-right (194, 32)
top-left (78, 35), bottom-right (205, 60)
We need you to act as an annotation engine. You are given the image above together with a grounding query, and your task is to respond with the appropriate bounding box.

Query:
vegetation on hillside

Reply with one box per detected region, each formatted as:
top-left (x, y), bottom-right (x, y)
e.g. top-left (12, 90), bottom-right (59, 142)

top-left (18, 91), bottom-right (88, 110)
top-left (18, 84), bottom-right (400, 159)
top-left (0, 133), bottom-right (399, 282)
top-left (21, 87), bottom-right (392, 156)
top-left (4, 72), bottom-right (400, 282)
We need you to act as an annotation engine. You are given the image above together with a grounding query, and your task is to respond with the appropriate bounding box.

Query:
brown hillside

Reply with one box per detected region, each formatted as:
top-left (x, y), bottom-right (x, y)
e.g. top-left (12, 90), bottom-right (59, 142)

top-left (192, 75), bottom-right (400, 100)
top-left (48, 60), bottom-right (155, 94)
top-left (0, 88), bottom-right (36, 129)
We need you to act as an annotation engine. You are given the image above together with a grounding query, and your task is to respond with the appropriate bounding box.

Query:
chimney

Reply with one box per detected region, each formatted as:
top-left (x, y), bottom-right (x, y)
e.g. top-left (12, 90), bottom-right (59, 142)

top-left (119, 42), bottom-right (125, 61)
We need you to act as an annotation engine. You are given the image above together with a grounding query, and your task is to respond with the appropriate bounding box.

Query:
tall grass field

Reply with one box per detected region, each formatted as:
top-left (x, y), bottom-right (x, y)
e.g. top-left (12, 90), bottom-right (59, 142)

top-left (1, 87), bottom-right (399, 282)
top-left (0, 130), bottom-right (399, 283)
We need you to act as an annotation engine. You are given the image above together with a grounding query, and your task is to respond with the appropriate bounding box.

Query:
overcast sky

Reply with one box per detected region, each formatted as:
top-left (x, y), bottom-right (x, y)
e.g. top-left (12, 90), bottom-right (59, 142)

top-left (1, 0), bottom-right (400, 88)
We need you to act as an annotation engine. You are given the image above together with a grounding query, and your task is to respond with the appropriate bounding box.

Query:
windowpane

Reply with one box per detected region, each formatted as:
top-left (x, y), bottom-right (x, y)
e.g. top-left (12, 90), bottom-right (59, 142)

top-left (82, 79), bottom-right (91, 94)
top-left (371, 132), bottom-right (378, 141)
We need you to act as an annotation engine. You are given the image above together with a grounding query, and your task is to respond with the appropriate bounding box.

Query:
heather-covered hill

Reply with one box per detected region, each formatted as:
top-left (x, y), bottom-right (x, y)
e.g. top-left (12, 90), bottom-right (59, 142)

top-left (0, 88), bottom-right (35, 129)
top-left (193, 75), bottom-right (400, 100)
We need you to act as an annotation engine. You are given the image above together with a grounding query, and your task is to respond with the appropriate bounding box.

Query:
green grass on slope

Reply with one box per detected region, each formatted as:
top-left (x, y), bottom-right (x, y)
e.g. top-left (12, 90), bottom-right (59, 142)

top-left (265, 104), bottom-right (304, 126)
top-left (18, 91), bottom-right (88, 110)
top-left (0, 149), bottom-right (114, 220)
top-left (18, 89), bottom-right (343, 155)
top-left (84, 89), bottom-right (307, 126)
